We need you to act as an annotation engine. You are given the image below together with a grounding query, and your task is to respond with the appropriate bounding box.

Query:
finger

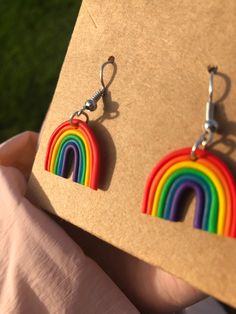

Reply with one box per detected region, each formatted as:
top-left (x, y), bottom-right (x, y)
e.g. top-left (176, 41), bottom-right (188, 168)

top-left (0, 131), bottom-right (38, 180)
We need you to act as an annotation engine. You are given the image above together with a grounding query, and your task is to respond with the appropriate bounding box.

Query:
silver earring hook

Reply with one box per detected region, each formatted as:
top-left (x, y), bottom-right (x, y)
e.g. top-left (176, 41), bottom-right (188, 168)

top-left (208, 66), bottom-right (216, 104)
top-left (204, 66), bottom-right (219, 133)
top-left (83, 56), bottom-right (115, 112)
top-left (70, 56), bottom-right (116, 126)
top-left (191, 66), bottom-right (219, 160)
top-left (100, 56), bottom-right (115, 89)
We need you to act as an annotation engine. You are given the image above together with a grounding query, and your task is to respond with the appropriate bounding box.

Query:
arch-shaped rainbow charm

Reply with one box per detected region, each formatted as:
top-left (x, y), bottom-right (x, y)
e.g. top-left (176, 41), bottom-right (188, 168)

top-left (142, 147), bottom-right (236, 238)
top-left (44, 119), bottom-right (100, 190)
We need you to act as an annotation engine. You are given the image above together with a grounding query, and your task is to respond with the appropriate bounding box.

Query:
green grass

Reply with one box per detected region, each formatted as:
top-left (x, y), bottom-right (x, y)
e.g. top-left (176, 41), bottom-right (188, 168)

top-left (0, 0), bottom-right (82, 142)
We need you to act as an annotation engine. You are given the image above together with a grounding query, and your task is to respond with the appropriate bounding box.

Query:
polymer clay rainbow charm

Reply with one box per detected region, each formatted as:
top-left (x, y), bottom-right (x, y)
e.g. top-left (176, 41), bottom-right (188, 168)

top-left (142, 66), bottom-right (236, 238)
top-left (44, 119), bottom-right (100, 190)
top-left (142, 147), bottom-right (236, 238)
top-left (44, 56), bottom-right (116, 190)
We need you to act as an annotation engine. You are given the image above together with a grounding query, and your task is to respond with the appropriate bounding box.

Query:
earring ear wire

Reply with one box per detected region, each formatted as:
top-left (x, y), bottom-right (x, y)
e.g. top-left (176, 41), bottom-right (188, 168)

top-left (70, 56), bottom-right (115, 126)
top-left (191, 66), bottom-right (219, 160)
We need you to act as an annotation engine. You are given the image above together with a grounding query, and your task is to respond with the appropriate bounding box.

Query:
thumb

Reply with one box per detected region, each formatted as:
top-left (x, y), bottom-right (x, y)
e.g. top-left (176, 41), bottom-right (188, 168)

top-left (0, 131), bottom-right (38, 180)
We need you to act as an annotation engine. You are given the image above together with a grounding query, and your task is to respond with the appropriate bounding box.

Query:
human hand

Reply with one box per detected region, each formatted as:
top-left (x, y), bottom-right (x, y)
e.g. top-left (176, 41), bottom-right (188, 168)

top-left (0, 131), bottom-right (205, 313)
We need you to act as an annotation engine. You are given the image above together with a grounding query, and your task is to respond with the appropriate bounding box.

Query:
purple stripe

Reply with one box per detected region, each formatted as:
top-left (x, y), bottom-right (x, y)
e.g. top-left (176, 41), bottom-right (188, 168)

top-left (61, 144), bottom-right (79, 181)
top-left (169, 180), bottom-right (204, 228)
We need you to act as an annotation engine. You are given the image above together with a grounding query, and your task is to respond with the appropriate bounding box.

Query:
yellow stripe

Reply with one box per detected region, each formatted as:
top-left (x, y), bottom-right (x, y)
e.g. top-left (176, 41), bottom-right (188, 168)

top-left (151, 160), bottom-right (226, 235)
top-left (50, 130), bottom-right (91, 186)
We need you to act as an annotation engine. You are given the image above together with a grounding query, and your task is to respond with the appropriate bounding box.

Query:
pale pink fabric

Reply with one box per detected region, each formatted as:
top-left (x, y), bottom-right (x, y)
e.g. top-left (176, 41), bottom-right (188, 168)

top-left (0, 132), bottom-right (139, 314)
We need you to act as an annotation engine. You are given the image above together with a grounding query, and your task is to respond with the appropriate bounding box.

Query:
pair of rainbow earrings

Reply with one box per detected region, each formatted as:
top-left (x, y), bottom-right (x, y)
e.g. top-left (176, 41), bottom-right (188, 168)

top-left (45, 57), bottom-right (236, 238)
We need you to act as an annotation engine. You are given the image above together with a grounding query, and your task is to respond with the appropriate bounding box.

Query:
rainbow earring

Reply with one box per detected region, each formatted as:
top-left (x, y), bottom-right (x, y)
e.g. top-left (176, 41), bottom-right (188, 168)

top-left (44, 56), bottom-right (115, 190)
top-left (142, 67), bottom-right (236, 238)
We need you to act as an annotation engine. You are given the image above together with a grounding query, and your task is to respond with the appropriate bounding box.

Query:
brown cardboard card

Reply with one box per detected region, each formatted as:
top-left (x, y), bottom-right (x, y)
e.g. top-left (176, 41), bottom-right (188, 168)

top-left (28, 0), bottom-right (236, 307)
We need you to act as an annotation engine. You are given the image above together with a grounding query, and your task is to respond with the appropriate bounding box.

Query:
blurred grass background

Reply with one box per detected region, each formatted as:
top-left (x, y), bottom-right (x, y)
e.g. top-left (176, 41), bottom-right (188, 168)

top-left (0, 0), bottom-right (82, 142)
